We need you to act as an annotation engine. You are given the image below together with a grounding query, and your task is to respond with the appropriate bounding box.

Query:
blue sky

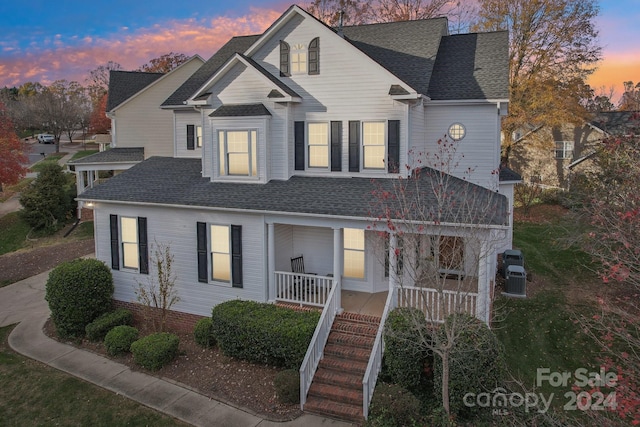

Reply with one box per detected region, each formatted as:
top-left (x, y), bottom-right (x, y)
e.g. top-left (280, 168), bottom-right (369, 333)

top-left (0, 0), bottom-right (637, 100)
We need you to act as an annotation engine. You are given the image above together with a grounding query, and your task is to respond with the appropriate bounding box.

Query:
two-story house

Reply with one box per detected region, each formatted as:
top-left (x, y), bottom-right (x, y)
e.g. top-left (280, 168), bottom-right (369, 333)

top-left (77, 5), bottom-right (513, 420)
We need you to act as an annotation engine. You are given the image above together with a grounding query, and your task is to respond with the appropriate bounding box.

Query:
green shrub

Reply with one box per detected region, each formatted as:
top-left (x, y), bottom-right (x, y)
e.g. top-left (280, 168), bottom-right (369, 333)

top-left (85, 308), bottom-right (133, 341)
top-left (211, 300), bottom-right (319, 368)
top-left (382, 307), bottom-right (431, 392)
top-left (130, 332), bottom-right (180, 371)
top-left (433, 314), bottom-right (506, 420)
top-left (193, 318), bottom-right (215, 348)
top-left (274, 369), bottom-right (300, 404)
top-left (104, 325), bottom-right (139, 356)
top-left (365, 383), bottom-right (423, 427)
top-left (45, 259), bottom-right (114, 338)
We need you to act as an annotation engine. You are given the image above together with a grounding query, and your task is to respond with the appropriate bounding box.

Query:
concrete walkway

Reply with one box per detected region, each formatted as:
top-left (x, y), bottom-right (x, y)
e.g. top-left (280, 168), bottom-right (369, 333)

top-left (0, 271), bottom-right (353, 427)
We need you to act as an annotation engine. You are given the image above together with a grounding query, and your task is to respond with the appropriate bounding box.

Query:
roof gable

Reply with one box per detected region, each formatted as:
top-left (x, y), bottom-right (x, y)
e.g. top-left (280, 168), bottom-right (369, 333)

top-left (107, 71), bottom-right (164, 111)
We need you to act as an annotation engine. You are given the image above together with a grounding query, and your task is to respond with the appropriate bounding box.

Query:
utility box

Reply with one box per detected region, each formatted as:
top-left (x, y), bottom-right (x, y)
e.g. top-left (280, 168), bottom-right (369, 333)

top-left (504, 265), bottom-right (526, 297)
top-left (502, 249), bottom-right (524, 276)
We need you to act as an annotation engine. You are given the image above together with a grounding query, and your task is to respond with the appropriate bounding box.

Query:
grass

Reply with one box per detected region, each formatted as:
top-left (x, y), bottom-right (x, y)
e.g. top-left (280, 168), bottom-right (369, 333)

top-left (0, 178), bottom-right (34, 202)
top-left (29, 154), bottom-right (66, 173)
top-left (73, 221), bottom-right (95, 239)
top-left (70, 149), bottom-right (99, 160)
top-left (0, 325), bottom-right (184, 426)
top-left (0, 212), bottom-right (31, 255)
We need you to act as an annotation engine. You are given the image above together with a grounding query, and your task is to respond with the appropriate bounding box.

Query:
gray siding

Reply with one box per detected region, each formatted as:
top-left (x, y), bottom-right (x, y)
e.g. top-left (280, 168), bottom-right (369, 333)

top-left (174, 110), bottom-right (203, 158)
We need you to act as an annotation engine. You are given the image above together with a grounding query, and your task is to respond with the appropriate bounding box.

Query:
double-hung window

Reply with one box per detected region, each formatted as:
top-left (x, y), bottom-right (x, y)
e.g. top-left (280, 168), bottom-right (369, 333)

top-left (362, 122), bottom-right (386, 170)
top-left (110, 215), bottom-right (148, 274)
top-left (343, 228), bottom-right (365, 279)
top-left (218, 130), bottom-right (257, 177)
top-left (187, 125), bottom-right (202, 150)
top-left (197, 223), bottom-right (243, 287)
top-left (555, 141), bottom-right (573, 159)
top-left (308, 123), bottom-right (329, 168)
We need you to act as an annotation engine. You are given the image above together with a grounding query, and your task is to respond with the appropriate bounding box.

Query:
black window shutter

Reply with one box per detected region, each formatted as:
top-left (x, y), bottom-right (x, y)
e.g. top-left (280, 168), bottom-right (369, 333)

top-left (137, 217), bottom-right (149, 275)
top-left (388, 120), bottom-right (400, 173)
top-left (280, 41), bottom-right (290, 77)
top-left (231, 225), bottom-right (243, 288)
top-left (331, 121), bottom-right (342, 171)
top-left (349, 121), bottom-right (360, 172)
top-left (294, 121), bottom-right (305, 171)
top-left (308, 37), bottom-right (319, 75)
top-left (110, 214), bottom-right (120, 270)
top-left (197, 222), bottom-right (208, 283)
top-left (186, 125), bottom-right (195, 150)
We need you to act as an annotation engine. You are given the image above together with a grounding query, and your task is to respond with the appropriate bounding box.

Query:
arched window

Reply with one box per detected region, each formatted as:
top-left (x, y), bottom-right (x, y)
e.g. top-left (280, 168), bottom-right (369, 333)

top-left (280, 41), bottom-right (290, 77)
top-left (308, 37), bottom-right (319, 75)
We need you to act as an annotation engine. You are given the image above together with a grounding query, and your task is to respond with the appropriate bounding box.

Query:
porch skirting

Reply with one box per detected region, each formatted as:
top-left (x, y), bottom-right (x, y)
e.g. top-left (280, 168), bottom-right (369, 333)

top-left (113, 300), bottom-right (205, 333)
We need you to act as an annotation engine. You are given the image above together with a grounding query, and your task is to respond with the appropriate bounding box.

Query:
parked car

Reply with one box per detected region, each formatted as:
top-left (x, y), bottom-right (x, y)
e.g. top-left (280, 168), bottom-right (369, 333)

top-left (37, 134), bottom-right (55, 144)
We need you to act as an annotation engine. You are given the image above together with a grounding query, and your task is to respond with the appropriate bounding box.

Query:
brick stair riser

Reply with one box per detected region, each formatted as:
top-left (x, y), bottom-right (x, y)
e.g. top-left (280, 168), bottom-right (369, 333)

top-left (313, 368), bottom-right (362, 390)
top-left (304, 399), bottom-right (363, 423)
top-left (309, 383), bottom-right (362, 406)
top-left (318, 358), bottom-right (367, 375)
top-left (332, 321), bottom-right (378, 337)
top-left (324, 344), bottom-right (370, 362)
top-left (327, 331), bottom-right (375, 349)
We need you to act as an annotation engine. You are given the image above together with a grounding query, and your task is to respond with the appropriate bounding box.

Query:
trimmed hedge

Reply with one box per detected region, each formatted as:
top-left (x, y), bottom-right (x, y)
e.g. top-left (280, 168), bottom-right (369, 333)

top-left (365, 383), bottom-right (424, 427)
top-left (45, 259), bottom-right (114, 338)
top-left (85, 308), bottom-right (133, 341)
top-left (104, 325), bottom-right (139, 356)
top-left (274, 369), bottom-right (300, 404)
top-left (193, 318), bottom-right (215, 348)
top-left (130, 332), bottom-right (180, 371)
top-left (211, 300), bottom-right (320, 369)
top-left (433, 314), bottom-right (506, 419)
top-left (383, 307), bottom-right (431, 392)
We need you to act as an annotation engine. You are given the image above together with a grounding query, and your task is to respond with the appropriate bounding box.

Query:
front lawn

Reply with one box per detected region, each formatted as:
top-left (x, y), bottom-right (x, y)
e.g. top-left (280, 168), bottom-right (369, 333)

top-left (70, 149), bottom-right (99, 160)
top-left (0, 212), bottom-right (31, 256)
top-left (29, 154), bottom-right (66, 173)
top-left (0, 325), bottom-right (184, 426)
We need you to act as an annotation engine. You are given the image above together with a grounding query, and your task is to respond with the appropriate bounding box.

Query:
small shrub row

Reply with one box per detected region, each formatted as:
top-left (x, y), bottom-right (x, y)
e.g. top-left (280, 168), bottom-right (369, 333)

top-left (85, 308), bottom-right (132, 341)
top-left (193, 318), bottom-right (215, 348)
top-left (105, 325), bottom-right (139, 356)
top-left (211, 300), bottom-right (319, 369)
top-left (45, 259), bottom-right (114, 338)
top-left (130, 332), bottom-right (180, 371)
top-left (274, 369), bottom-right (299, 404)
top-left (365, 383), bottom-right (423, 427)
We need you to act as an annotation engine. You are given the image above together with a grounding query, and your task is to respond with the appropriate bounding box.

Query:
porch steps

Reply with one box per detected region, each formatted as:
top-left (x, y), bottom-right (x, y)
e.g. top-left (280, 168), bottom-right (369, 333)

top-left (304, 313), bottom-right (380, 424)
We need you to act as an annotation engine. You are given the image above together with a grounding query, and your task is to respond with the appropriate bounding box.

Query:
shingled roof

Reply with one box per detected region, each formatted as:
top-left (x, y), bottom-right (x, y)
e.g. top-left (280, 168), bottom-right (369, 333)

top-left (342, 18), bottom-right (448, 97)
top-left (161, 35), bottom-right (261, 107)
top-left (591, 111), bottom-right (640, 135)
top-left (67, 148), bottom-right (144, 165)
top-left (107, 71), bottom-right (164, 111)
top-left (78, 157), bottom-right (508, 226)
top-left (428, 31), bottom-right (509, 100)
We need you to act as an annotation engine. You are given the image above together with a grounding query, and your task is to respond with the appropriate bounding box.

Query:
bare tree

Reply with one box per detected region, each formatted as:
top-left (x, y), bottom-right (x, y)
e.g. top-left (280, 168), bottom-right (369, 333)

top-left (86, 61), bottom-right (122, 105)
top-left (370, 139), bottom-right (508, 415)
top-left (619, 81), bottom-right (640, 111)
top-left (474, 0), bottom-right (601, 163)
top-left (134, 241), bottom-right (181, 332)
top-left (137, 52), bottom-right (189, 73)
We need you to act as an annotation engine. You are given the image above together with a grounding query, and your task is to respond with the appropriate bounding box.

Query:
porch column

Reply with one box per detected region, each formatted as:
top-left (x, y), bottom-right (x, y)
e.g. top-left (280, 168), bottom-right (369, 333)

top-left (476, 240), bottom-right (491, 325)
top-left (89, 170), bottom-right (95, 188)
top-left (268, 223), bottom-right (275, 303)
top-left (332, 227), bottom-right (342, 310)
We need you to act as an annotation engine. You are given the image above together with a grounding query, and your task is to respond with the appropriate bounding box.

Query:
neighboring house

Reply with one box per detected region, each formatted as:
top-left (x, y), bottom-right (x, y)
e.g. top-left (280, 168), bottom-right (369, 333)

top-left (76, 5), bottom-right (514, 420)
top-left (68, 55), bottom-right (205, 218)
top-left (510, 111), bottom-right (640, 189)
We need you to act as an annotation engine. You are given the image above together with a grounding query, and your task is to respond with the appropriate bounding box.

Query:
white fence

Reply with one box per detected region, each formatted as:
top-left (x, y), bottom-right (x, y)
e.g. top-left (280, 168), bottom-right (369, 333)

top-left (275, 271), bottom-right (333, 307)
top-left (397, 286), bottom-right (478, 323)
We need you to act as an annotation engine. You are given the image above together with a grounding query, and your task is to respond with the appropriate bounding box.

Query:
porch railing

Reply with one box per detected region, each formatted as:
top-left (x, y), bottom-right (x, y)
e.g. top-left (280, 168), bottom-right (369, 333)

top-left (275, 271), bottom-right (333, 307)
top-left (397, 286), bottom-right (478, 323)
top-left (362, 286), bottom-right (397, 420)
top-left (299, 278), bottom-right (341, 409)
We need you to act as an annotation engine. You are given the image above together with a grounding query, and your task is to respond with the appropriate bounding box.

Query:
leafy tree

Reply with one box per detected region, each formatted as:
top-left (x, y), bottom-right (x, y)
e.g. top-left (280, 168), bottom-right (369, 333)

top-left (137, 52), bottom-right (189, 73)
top-left (0, 102), bottom-right (27, 192)
top-left (89, 93), bottom-right (111, 134)
top-left (474, 0), bottom-right (601, 163)
top-left (19, 163), bottom-right (74, 233)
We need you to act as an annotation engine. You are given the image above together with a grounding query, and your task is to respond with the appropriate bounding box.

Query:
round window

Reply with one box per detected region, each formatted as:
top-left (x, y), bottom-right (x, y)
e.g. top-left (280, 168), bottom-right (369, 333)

top-left (448, 123), bottom-right (466, 141)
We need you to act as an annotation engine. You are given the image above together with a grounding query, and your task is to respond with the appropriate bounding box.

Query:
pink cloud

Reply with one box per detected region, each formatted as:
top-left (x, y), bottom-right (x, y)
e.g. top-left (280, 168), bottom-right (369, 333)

top-left (0, 6), bottom-right (284, 88)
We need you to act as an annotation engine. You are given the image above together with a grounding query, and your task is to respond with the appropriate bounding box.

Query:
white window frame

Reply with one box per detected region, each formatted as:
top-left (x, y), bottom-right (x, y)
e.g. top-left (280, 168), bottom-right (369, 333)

top-left (448, 123), bottom-right (466, 141)
top-left (343, 228), bottom-right (365, 279)
top-left (291, 43), bottom-right (307, 74)
top-left (196, 125), bottom-right (202, 148)
top-left (555, 141), bottom-right (573, 159)
top-left (218, 129), bottom-right (258, 177)
top-left (210, 224), bottom-right (231, 283)
top-left (307, 122), bottom-right (329, 169)
top-left (362, 121), bottom-right (386, 170)
top-left (120, 216), bottom-right (138, 270)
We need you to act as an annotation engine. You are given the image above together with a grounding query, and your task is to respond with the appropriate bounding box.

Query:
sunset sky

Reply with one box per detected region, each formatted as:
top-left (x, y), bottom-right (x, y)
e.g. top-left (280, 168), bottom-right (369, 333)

top-left (0, 1), bottom-right (638, 103)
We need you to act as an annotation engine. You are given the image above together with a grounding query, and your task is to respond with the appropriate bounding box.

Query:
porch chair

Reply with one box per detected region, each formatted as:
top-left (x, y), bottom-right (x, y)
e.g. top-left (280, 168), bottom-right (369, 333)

top-left (290, 255), bottom-right (317, 295)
